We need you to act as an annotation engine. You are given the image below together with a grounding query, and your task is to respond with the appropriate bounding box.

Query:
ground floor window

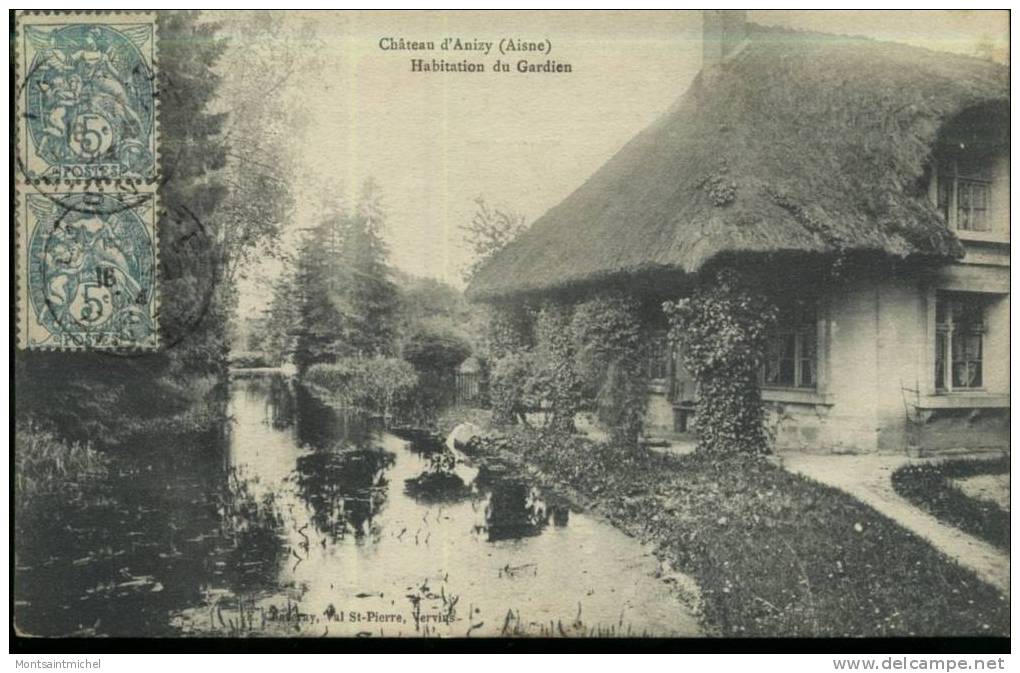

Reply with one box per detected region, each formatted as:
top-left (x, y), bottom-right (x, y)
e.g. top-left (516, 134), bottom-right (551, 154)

top-left (646, 331), bottom-right (670, 381)
top-left (935, 293), bottom-right (986, 391)
top-left (762, 298), bottom-right (818, 389)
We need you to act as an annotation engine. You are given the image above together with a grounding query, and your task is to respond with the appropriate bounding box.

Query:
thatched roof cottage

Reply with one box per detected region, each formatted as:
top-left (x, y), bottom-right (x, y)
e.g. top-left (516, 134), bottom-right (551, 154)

top-left (467, 12), bottom-right (1009, 454)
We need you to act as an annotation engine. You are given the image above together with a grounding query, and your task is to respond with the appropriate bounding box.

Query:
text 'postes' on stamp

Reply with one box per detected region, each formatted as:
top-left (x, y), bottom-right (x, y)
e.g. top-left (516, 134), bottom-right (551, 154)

top-left (16, 13), bottom-right (159, 184)
top-left (19, 190), bottom-right (159, 351)
top-left (15, 11), bottom-right (160, 352)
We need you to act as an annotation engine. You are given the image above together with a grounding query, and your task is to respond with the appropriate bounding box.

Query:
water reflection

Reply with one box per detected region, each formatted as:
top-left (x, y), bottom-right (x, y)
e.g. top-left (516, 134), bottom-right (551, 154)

top-left (15, 374), bottom-right (698, 638)
top-left (404, 451), bottom-right (474, 505)
top-left (263, 375), bottom-right (296, 430)
top-left (14, 423), bottom-right (233, 637)
top-left (294, 447), bottom-right (395, 542)
top-left (294, 384), bottom-right (375, 450)
top-left (210, 467), bottom-right (287, 592)
top-left (473, 466), bottom-right (570, 542)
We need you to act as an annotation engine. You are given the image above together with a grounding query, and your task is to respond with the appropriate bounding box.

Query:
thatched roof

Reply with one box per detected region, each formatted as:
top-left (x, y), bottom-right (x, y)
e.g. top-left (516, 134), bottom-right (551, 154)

top-left (467, 23), bottom-right (1008, 301)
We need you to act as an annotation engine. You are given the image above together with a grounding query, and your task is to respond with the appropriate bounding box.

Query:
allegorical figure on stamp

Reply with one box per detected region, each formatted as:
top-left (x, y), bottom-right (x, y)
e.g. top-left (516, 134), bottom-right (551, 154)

top-left (24, 23), bottom-right (155, 179)
top-left (26, 194), bottom-right (156, 348)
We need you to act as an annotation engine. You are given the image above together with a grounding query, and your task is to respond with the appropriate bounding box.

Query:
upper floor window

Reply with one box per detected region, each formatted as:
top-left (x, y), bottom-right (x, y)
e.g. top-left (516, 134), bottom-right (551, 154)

top-left (934, 156), bottom-right (992, 232)
top-left (930, 103), bottom-right (1008, 236)
top-left (762, 298), bottom-right (817, 389)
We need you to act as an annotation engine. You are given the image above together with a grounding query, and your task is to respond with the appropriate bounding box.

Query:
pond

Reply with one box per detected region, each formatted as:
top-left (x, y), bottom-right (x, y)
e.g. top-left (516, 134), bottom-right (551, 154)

top-left (14, 374), bottom-right (700, 638)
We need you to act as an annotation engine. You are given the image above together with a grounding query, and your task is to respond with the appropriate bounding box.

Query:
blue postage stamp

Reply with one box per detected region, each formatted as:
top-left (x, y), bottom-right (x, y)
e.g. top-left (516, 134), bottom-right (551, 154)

top-left (17, 13), bottom-right (158, 182)
top-left (19, 192), bottom-right (158, 350)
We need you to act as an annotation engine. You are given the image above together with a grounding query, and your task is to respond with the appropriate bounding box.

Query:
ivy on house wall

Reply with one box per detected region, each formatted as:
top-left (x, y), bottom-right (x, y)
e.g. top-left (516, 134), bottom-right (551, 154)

top-left (486, 291), bottom-right (650, 447)
top-left (487, 303), bottom-right (535, 360)
top-left (487, 303), bottom-right (536, 424)
top-left (530, 303), bottom-right (585, 432)
top-left (570, 293), bottom-right (648, 449)
top-left (663, 266), bottom-right (778, 454)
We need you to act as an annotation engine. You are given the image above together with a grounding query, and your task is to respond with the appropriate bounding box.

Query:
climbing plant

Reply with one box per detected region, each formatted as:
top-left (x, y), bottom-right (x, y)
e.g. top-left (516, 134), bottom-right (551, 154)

top-left (570, 292), bottom-right (648, 449)
top-left (489, 351), bottom-right (536, 425)
top-left (487, 303), bottom-right (536, 424)
top-left (663, 266), bottom-right (778, 454)
top-left (529, 303), bottom-right (583, 432)
top-left (487, 303), bottom-right (534, 360)
top-left (486, 290), bottom-right (650, 447)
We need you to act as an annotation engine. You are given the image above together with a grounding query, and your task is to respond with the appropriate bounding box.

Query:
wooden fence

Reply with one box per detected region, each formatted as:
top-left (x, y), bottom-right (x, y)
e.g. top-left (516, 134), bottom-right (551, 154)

top-left (455, 371), bottom-right (485, 406)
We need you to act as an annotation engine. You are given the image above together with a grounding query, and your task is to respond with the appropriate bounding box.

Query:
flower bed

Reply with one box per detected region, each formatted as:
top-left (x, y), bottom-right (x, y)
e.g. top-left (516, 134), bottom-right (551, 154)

top-left (892, 457), bottom-right (1009, 552)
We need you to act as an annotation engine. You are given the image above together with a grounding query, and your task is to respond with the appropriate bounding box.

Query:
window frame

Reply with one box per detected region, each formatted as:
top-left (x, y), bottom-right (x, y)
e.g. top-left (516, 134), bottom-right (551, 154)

top-left (932, 157), bottom-right (994, 233)
top-left (646, 330), bottom-right (670, 384)
top-left (933, 293), bottom-right (987, 393)
top-left (761, 298), bottom-right (819, 391)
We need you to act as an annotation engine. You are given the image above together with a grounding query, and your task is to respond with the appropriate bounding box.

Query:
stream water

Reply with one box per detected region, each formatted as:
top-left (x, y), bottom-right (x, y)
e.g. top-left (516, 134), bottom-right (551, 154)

top-left (14, 373), bottom-right (700, 638)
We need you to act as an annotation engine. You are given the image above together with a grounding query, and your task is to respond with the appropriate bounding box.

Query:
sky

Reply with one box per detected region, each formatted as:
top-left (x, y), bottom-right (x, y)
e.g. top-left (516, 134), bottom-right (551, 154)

top-left (212, 10), bottom-right (1008, 312)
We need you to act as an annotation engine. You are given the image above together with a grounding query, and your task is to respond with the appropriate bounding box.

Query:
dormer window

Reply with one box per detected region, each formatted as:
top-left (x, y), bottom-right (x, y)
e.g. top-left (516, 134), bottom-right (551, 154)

top-left (929, 103), bottom-right (1008, 237)
top-left (934, 153), bottom-right (993, 232)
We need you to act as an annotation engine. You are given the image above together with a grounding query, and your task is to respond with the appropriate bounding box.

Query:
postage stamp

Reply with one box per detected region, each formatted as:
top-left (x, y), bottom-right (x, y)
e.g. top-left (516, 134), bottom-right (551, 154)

top-left (15, 12), bottom-right (159, 183)
top-left (18, 190), bottom-right (159, 350)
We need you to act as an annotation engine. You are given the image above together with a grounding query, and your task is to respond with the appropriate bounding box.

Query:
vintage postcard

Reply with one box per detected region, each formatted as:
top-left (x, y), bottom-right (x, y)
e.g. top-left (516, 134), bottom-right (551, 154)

top-left (11, 9), bottom-right (1009, 650)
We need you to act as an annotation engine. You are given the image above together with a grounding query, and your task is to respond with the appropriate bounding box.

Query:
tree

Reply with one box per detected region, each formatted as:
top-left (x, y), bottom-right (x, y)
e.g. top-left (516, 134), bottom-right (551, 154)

top-left (248, 269), bottom-right (300, 363)
top-left (335, 179), bottom-right (399, 357)
top-left (291, 180), bottom-right (400, 370)
top-left (214, 11), bottom-right (302, 288)
top-left (157, 10), bottom-right (231, 373)
top-left (460, 197), bottom-right (528, 283)
top-left (292, 215), bottom-right (346, 370)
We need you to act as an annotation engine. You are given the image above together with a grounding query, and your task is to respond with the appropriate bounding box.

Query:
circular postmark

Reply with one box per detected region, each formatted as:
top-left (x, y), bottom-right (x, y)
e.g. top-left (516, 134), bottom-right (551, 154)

top-left (26, 193), bottom-right (218, 354)
top-left (155, 204), bottom-right (218, 352)
top-left (32, 192), bottom-right (157, 350)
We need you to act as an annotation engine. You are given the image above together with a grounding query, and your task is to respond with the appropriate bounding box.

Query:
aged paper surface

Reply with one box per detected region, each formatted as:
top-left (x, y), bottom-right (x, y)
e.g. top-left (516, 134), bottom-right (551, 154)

top-left (12, 10), bottom-right (1009, 643)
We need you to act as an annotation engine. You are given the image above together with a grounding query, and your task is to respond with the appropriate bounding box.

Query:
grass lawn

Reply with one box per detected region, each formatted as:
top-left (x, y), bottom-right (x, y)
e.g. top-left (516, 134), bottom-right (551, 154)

top-left (892, 457), bottom-right (1009, 552)
top-left (458, 426), bottom-right (1009, 637)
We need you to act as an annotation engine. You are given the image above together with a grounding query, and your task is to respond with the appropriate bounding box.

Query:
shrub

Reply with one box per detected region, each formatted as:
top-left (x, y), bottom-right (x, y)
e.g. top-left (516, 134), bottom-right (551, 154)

top-left (304, 357), bottom-right (418, 418)
top-left (485, 292), bottom-right (651, 444)
top-left (400, 327), bottom-right (473, 420)
top-left (401, 327), bottom-right (472, 372)
top-left (664, 266), bottom-right (778, 454)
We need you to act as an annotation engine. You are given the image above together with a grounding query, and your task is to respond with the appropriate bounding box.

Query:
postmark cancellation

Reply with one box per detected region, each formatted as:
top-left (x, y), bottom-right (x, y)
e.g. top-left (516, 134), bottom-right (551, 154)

top-left (16, 12), bottom-right (159, 183)
top-left (17, 191), bottom-right (159, 351)
top-left (15, 11), bottom-right (160, 351)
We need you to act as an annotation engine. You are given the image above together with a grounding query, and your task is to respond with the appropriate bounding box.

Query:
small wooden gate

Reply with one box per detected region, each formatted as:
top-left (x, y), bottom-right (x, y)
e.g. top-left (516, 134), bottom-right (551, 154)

top-left (455, 371), bottom-right (483, 406)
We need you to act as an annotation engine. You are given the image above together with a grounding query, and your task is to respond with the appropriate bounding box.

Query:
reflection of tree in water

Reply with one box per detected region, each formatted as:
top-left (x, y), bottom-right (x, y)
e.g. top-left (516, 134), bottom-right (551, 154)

top-left (264, 375), bottom-right (296, 430)
top-left (473, 466), bottom-right (571, 542)
top-left (209, 467), bottom-right (287, 594)
top-left (294, 447), bottom-right (395, 543)
top-left (404, 450), bottom-right (473, 505)
top-left (294, 385), bottom-right (375, 451)
top-left (238, 374), bottom-right (298, 430)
